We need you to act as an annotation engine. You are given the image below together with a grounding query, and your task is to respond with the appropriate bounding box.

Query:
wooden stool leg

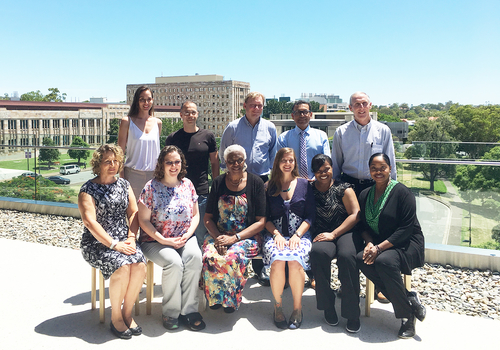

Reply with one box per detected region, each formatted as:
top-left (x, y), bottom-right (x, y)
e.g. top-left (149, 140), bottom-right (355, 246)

top-left (365, 278), bottom-right (375, 317)
top-left (91, 267), bottom-right (97, 310)
top-left (146, 260), bottom-right (154, 315)
top-left (99, 271), bottom-right (105, 323)
top-left (404, 274), bottom-right (411, 292)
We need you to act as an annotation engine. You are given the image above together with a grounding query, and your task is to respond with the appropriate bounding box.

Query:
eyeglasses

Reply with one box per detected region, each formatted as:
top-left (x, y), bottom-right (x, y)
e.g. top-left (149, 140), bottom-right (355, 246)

top-left (165, 160), bottom-right (181, 166)
top-left (103, 160), bottom-right (119, 166)
top-left (352, 102), bottom-right (370, 108)
top-left (247, 104), bottom-right (263, 110)
top-left (226, 158), bottom-right (244, 165)
top-left (182, 111), bottom-right (198, 116)
top-left (293, 110), bottom-right (311, 116)
top-left (139, 98), bottom-right (153, 103)
top-left (280, 159), bottom-right (294, 164)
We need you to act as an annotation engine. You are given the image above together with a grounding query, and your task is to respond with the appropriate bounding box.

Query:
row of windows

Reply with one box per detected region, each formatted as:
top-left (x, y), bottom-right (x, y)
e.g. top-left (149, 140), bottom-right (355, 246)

top-left (4, 135), bottom-right (102, 147)
top-left (4, 119), bottom-right (100, 130)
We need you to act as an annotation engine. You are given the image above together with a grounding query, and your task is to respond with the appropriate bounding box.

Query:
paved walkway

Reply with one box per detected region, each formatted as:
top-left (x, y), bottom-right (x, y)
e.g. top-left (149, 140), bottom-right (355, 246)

top-left (1, 238), bottom-right (497, 349)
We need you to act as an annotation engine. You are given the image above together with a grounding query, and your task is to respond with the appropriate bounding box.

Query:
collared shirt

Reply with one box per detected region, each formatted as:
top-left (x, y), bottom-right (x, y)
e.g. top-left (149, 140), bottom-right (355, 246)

top-left (220, 115), bottom-right (277, 176)
top-left (277, 125), bottom-right (331, 179)
top-left (331, 119), bottom-right (397, 181)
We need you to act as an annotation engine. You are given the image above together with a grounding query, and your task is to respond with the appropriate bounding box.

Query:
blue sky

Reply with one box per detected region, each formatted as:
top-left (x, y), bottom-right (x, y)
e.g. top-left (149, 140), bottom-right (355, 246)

top-left (1, 0), bottom-right (499, 106)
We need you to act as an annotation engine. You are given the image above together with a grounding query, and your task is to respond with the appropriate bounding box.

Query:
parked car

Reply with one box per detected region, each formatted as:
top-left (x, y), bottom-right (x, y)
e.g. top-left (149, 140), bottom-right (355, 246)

top-left (45, 176), bottom-right (71, 185)
top-left (60, 164), bottom-right (81, 175)
top-left (21, 172), bottom-right (42, 178)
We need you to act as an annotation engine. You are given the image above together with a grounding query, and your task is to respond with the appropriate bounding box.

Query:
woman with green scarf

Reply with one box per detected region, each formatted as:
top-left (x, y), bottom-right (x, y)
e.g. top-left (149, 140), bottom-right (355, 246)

top-left (357, 153), bottom-right (425, 339)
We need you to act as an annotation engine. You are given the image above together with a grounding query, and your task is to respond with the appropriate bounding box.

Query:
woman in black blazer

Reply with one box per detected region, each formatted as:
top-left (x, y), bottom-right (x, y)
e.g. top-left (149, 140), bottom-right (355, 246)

top-left (356, 153), bottom-right (425, 339)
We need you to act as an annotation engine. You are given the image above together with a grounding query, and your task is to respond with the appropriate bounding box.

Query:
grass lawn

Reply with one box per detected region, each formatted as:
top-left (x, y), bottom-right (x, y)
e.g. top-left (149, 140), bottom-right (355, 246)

top-left (0, 151), bottom-right (94, 175)
top-left (397, 165), bottom-right (447, 193)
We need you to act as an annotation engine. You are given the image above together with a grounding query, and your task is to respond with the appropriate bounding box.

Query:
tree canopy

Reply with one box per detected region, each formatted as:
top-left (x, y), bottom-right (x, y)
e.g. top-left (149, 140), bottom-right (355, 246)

top-left (21, 88), bottom-right (67, 102)
top-left (68, 136), bottom-right (90, 164)
top-left (38, 137), bottom-right (60, 167)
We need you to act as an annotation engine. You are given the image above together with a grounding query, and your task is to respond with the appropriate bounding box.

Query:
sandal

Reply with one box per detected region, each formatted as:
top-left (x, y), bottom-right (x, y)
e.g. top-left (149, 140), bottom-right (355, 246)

top-left (179, 312), bottom-right (206, 331)
top-left (162, 316), bottom-right (179, 330)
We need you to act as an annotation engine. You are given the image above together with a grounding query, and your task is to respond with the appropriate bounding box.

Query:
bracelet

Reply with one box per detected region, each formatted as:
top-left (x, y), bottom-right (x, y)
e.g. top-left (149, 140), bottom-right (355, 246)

top-left (375, 245), bottom-right (382, 255)
top-left (294, 232), bottom-right (302, 238)
top-left (236, 233), bottom-right (241, 241)
top-left (109, 239), bottom-right (119, 250)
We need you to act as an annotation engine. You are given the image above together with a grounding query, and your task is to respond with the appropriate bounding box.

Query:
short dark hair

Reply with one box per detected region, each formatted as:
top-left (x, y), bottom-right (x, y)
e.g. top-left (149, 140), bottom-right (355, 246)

top-left (292, 100), bottom-right (311, 111)
top-left (153, 145), bottom-right (187, 181)
top-left (368, 153), bottom-right (391, 168)
top-left (311, 154), bottom-right (333, 173)
top-left (128, 86), bottom-right (155, 117)
top-left (180, 101), bottom-right (197, 112)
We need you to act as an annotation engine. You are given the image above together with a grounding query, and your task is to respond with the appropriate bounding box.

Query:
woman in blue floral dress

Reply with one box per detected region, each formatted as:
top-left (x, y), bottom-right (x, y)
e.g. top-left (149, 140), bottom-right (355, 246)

top-left (264, 148), bottom-right (315, 329)
top-left (202, 145), bottom-right (266, 313)
top-left (79, 144), bottom-right (146, 339)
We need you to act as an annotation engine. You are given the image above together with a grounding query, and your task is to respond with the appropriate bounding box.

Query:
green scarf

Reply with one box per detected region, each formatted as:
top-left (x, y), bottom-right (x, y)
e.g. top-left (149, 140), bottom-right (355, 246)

top-left (365, 180), bottom-right (398, 235)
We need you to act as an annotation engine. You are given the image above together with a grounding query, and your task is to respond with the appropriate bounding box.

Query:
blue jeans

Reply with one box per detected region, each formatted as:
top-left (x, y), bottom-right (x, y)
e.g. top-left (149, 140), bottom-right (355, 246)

top-left (194, 194), bottom-right (208, 248)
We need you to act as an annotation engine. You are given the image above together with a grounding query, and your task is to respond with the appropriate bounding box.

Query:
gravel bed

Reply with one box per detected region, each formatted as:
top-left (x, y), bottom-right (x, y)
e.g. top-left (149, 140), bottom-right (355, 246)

top-left (1, 209), bottom-right (499, 320)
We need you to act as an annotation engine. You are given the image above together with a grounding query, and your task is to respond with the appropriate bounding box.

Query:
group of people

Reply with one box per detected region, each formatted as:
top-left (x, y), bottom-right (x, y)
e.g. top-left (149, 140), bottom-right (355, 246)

top-left (78, 88), bottom-right (426, 340)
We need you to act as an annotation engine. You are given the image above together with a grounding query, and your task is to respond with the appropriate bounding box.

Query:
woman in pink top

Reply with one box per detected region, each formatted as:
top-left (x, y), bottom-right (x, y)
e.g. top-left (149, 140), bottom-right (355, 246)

top-left (118, 86), bottom-right (162, 199)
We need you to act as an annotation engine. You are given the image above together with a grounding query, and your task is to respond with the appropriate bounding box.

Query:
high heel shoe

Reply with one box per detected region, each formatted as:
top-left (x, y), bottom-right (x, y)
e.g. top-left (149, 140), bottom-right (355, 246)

top-left (110, 321), bottom-right (132, 339)
top-left (274, 310), bottom-right (288, 329)
top-left (288, 310), bottom-right (303, 329)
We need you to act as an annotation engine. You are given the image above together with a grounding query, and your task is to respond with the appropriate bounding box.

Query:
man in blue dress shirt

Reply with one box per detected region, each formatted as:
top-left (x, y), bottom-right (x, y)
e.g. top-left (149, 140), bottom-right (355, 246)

top-left (220, 92), bottom-right (277, 183)
top-left (331, 91), bottom-right (396, 196)
top-left (277, 100), bottom-right (330, 179)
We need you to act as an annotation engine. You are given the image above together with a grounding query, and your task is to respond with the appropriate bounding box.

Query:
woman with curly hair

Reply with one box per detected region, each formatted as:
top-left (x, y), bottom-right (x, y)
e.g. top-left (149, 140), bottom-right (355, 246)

top-left (138, 145), bottom-right (205, 331)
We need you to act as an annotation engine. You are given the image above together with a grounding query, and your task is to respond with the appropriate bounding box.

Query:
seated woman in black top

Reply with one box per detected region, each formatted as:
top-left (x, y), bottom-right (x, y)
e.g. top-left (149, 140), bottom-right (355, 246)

top-left (356, 153), bottom-right (426, 339)
top-left (309, 154), bottom-right (362, 333)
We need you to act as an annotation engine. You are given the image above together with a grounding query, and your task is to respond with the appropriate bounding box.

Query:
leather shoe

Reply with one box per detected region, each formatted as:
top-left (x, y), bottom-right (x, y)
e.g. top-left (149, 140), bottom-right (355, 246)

top-left (124, 320), bottom-right (142, 336)
top-left (110, 321), bottom-right (132, 339)
top-left (398, 315), bottom-right (416, 339)
top-left (407, 291), bottom-right (426, 322)
top-left (274, 310), bottom-right (288, 329)
top-left (288, 310), bottom-right (303, 329)
top-left (257, 269), bottom-right (270, 287)
top-left (324, 308), bottom-right (338, 326)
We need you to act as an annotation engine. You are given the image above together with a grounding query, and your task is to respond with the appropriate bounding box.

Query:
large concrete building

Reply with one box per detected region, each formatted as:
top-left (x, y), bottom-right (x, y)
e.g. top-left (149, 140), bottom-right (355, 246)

top-left (126, 74), bottom-right (250, 137)
top-left (0, 100), bottom-right (179, 155)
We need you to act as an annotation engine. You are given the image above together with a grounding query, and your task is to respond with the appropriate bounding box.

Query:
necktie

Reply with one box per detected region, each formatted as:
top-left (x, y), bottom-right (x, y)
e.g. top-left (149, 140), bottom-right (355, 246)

top-left (299, 131), bottom-right (308, 179)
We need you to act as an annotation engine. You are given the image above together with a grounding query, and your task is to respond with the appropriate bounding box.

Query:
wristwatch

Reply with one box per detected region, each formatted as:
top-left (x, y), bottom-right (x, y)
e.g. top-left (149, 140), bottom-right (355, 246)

top-left (236, 233), bottom-right (241, 241)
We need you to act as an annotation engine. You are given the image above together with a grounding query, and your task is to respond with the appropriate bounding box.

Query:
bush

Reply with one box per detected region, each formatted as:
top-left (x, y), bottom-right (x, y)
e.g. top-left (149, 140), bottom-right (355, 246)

top-left (0, 176), bottom-right (76, 202)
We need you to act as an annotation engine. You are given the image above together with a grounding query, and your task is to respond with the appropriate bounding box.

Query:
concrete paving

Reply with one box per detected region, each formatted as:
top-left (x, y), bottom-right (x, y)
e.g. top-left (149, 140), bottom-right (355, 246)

top-left (1, 238), bottom-right (497, 350)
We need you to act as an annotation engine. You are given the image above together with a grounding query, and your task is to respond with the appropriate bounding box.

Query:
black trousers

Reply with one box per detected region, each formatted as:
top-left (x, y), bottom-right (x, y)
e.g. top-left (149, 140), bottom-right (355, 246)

top-left (310, 232), bottom-right (363, 320)
top-left (356, 248), bottom-right (413, 319)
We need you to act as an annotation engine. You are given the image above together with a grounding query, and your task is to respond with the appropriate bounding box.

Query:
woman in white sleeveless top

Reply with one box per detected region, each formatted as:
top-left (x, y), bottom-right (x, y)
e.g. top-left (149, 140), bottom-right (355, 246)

top-left (118, 86), bottom-right (162, 199)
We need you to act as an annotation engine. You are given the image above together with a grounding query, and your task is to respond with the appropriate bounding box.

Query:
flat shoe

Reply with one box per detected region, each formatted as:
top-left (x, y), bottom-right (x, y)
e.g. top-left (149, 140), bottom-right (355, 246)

top-left (324, 308), bottom-right (339, 326)
top-left (223, 307), bottom-right (235, 313)
top-left (179, 312), bottom-right (206, 331)
top-left (110, 321), bottom-right (132, 339)
top-left (398, 315), bottom-right (416, 339)
top-left (124, 320), bottom-right (142, 336)
top-left (407, 291), bottom-right (426, 322)
top-left (274, 310), bottom-right (288, 330)
top-left (209, 304), bottom-right (222, 310)
top-left (162, 316), bottom-right (179, 330)
top-left (288, 310), bottom-right (303, 329)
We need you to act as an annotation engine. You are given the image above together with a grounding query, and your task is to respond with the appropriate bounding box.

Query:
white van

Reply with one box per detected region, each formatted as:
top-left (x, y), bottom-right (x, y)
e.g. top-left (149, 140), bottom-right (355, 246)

top-left (60, 164), bottom-right (81, 175)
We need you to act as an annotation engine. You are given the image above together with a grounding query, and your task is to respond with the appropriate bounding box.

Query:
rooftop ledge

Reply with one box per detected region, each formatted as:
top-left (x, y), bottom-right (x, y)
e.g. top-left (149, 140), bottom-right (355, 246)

top-left (1, 196), bottom-right (499, 272)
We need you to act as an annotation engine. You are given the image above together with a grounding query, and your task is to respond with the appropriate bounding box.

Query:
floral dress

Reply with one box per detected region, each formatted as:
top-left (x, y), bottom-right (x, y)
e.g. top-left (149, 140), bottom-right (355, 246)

top-left (202, 178), bottom-right (263, 310)
top-left (263, 178), bottom-right (315, 270)
top-left (80, 178), bottom-right (146, 280)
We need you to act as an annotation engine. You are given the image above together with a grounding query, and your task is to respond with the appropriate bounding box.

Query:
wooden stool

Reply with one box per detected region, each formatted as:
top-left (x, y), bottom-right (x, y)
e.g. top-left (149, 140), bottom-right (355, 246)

top-left (365, 274), bottom-right (411, 317)
top-left (91, 267), bottom-right (142, 323)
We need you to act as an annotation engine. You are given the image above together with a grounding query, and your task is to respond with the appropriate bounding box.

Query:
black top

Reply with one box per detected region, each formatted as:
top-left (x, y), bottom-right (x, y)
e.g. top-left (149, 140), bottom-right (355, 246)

top-left (206, 172), bottom-right (266, 226)
top-left (165, 128), bottom-right (217, 195)
top-left (359, 182), bottom-right (425, 274)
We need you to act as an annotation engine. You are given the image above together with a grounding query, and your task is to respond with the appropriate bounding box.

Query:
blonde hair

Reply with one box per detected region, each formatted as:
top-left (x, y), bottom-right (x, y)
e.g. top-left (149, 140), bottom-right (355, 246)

top-left (244, 91), bottom-right (265, 104)
top-left (90, 144), bottom-right (124, 176)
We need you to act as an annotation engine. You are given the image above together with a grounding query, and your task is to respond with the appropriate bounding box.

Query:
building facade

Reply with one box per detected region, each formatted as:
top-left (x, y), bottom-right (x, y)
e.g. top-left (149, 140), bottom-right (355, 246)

top-left (0, 101), bottom-right (179, 155)
top-left (127, 74), bottom-right (250, 137)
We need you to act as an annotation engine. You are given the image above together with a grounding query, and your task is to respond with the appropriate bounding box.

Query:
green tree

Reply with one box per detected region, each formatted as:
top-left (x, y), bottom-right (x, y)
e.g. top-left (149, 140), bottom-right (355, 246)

top-left (309, 101), bottom-right (322, 112)
top-left (1, 93), bottom-right (10, 100)
top-left (378, 113), bottom-right (401, 122)
top-left (449, 104), bottom-right (500, 158)
top-left (21, 90), bottom-right (45, 101)
top-left (107, 118), bottom-right (120, 143)
top-left (68, 136), bottom-right (90, 164)
top-left (405, 116), bottom-right (457, 191)
top-left (38, 137), bottom-right (60, 168)
top-left (159, 118), bottom-right (184, 145)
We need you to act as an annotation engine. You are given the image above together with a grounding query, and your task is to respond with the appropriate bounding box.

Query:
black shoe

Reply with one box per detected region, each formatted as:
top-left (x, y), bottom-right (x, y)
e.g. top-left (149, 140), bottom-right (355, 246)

top-left (124, 320), bottom-right (142, 336)
top-left (346, 318), bottom-right (361, 333)
top-left (274, 310), bottom-right (288, 329)
top-left (209, 304), bottom-right (222, 310)
top-left (257, 269), bottom-right (270, 287)
top-left (288, 310), bottom-right (303, 329)
top-left (324, 308), bottom-right (339, 326)
top-left (162, 316), bottom-right (179, 330)
top-left (407, 291), bottom-right (426, 322)
top-left (223, 307), bottom-right (235, 313)
top-left (110, 321), bottom-right (132, 339)
top-left (398, 315), bottom-right (416, 339)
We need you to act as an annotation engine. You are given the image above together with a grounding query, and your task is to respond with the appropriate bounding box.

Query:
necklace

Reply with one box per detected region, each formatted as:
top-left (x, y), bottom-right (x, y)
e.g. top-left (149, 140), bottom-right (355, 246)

top-left (228, 174), bottom-right (243, 186)
top-left (282, 187), bottom-right (291, 192)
